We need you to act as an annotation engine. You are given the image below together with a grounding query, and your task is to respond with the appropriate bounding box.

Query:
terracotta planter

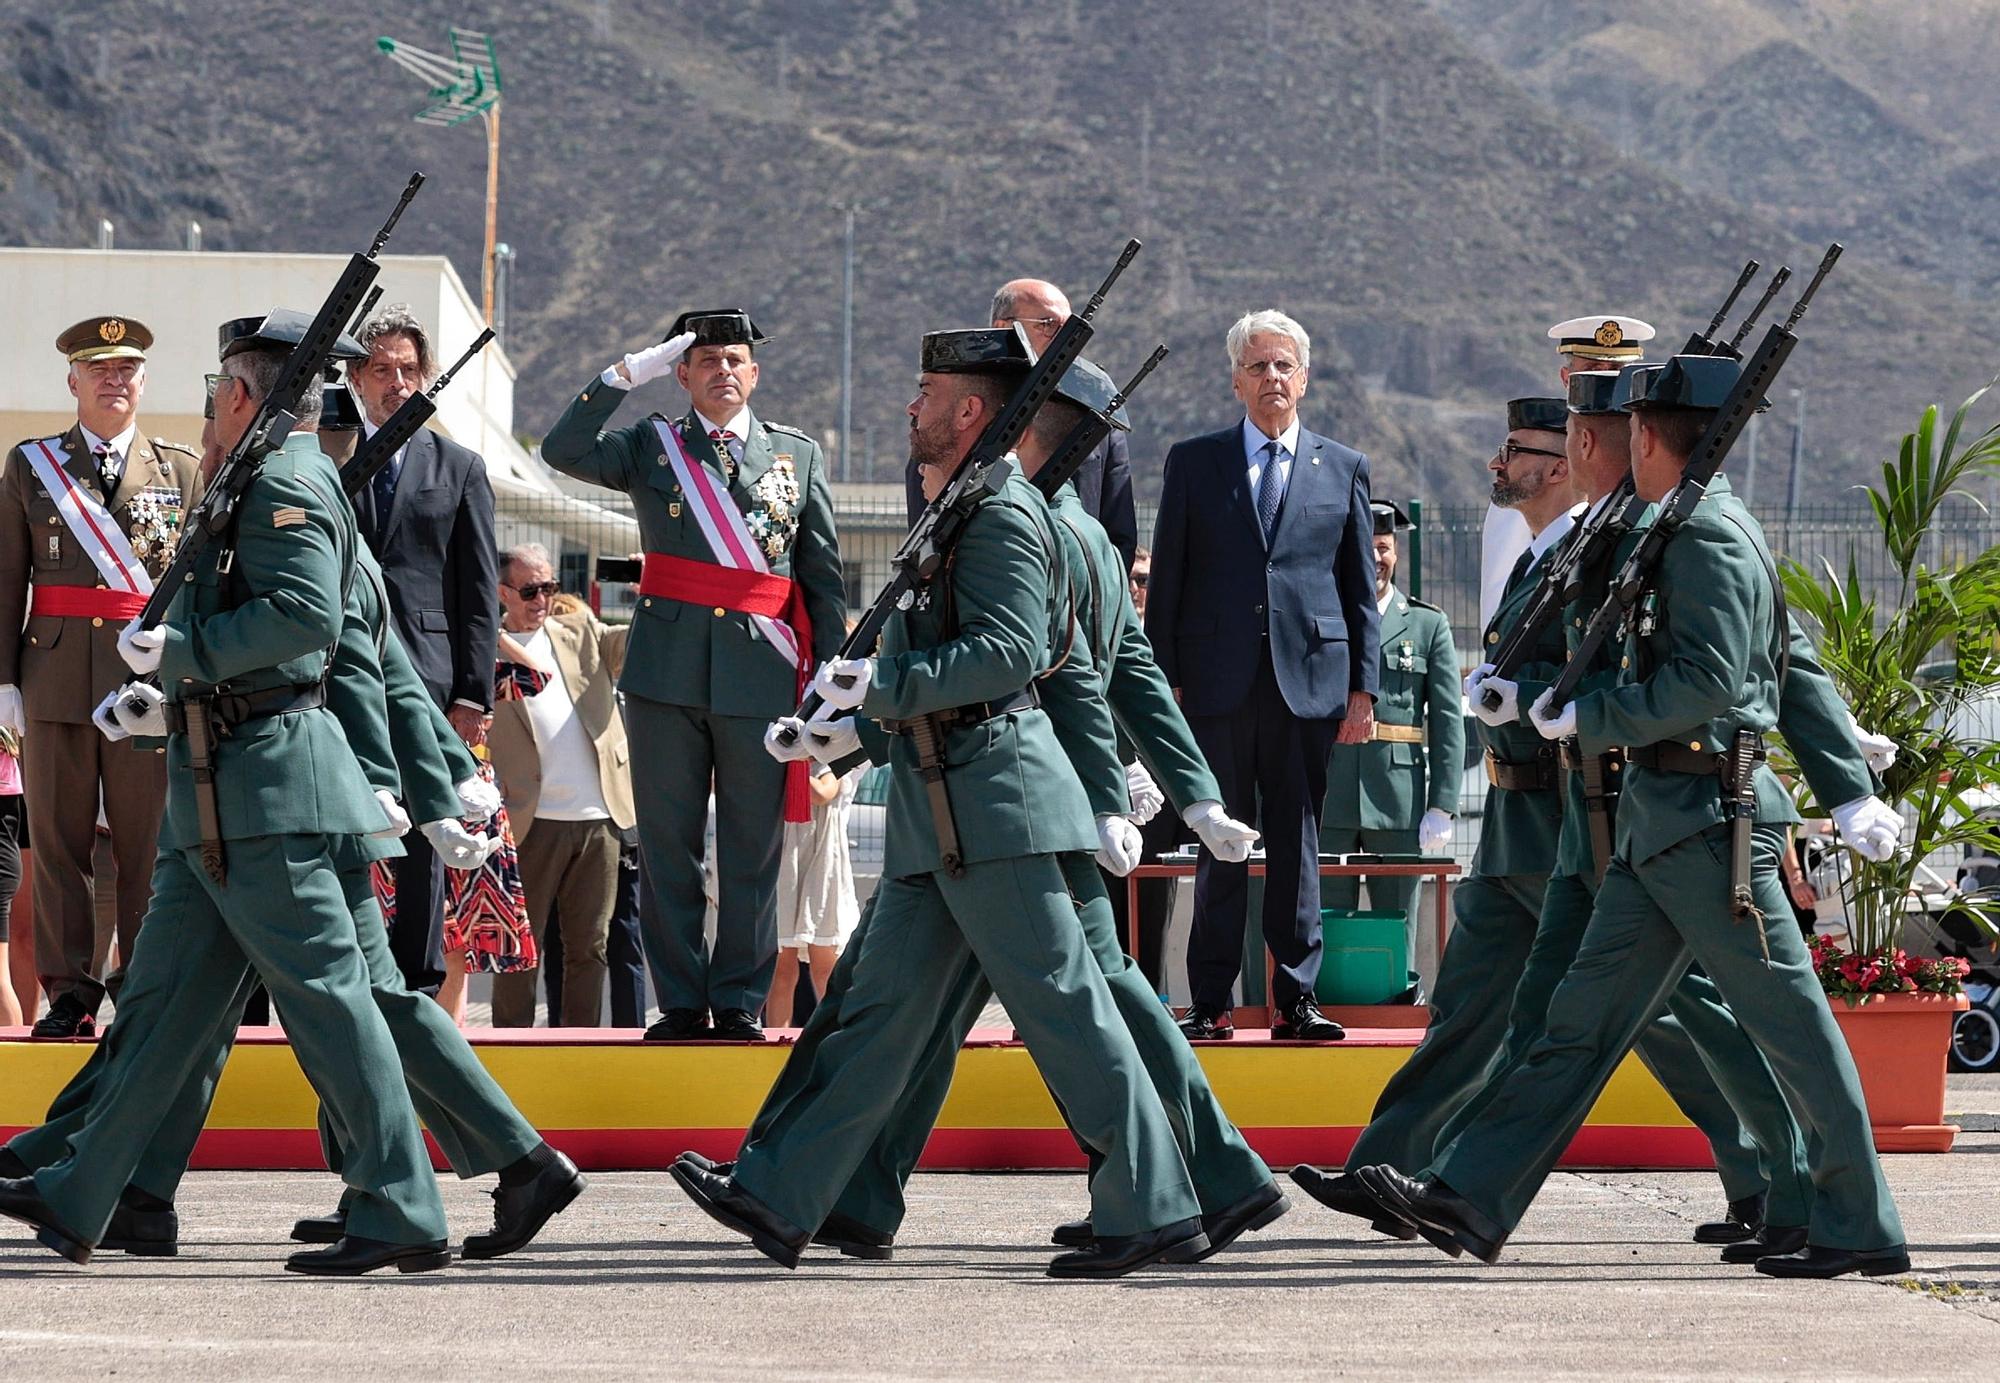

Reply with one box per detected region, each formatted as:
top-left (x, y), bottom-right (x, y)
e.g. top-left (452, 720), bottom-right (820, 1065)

top-left (1828, 990), bottom-right (1971, 1152)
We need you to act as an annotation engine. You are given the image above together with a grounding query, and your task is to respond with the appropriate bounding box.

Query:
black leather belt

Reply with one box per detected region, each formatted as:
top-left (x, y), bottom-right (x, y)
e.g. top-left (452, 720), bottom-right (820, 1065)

top-left (880, 684), bottom-right (1039, 735)
top-left (1625, 739), bottom-right (1765, 777)
top-left (165, 684), bottom-right (326, 736)
top-left (1484, 748), bottom-right (1558, 792)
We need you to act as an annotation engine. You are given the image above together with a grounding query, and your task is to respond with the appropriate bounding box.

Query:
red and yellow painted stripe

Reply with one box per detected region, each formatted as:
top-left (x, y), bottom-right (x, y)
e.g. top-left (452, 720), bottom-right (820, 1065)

top-left (0, 1024), bottom-right (1711, 1171)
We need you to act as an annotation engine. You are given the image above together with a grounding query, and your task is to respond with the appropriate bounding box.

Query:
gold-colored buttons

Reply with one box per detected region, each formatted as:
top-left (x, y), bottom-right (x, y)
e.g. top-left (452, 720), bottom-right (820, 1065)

top-left (642, 599), bottom-right (653, 609)
top-left (1620, 656), bottom-right (1629, 669)
top-left (92, 617), bottom-right (104, 628)
top-left (28, 636), bottom-right (38, 646)
top-left (1487, 632), bottom-right (1499, 644)
top-left (713, 607), bottom-right (726, 617)
top-left (1689, 740), bottom-right (1702, 751)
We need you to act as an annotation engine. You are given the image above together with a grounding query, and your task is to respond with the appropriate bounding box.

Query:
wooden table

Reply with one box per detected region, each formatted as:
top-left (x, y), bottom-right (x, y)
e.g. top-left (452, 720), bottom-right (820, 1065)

top-left (1124, 856), bottom-right (1462, 1027)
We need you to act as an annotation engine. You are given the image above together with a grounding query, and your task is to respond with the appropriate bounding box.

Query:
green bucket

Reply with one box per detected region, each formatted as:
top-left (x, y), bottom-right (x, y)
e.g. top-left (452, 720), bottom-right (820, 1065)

top-left (1315, 909), bottom-right (1409, 1005)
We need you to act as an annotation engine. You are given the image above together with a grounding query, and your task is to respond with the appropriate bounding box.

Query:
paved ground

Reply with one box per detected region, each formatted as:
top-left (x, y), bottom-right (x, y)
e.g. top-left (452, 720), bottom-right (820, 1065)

top-left (3, 1079), bottom-right (1996, 1381)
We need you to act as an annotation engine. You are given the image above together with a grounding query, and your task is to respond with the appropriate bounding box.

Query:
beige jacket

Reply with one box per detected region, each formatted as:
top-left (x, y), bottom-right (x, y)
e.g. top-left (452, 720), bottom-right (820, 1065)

top-left (487, 608), bottom-right (634, 842)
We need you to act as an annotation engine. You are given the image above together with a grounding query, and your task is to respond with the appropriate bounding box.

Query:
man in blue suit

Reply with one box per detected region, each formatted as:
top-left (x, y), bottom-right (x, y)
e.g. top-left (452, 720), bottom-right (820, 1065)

top-left (1146, 310), bottom-right (1378, 1041)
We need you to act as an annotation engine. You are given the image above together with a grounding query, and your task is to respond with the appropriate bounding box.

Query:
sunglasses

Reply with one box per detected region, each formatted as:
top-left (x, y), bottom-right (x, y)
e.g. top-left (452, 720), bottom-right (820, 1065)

top-left (508, 581), bottom-right (561, 600)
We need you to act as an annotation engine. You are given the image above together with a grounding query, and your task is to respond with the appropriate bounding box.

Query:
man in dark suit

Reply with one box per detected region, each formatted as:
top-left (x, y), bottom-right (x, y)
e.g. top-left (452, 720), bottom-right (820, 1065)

top-left (345, 304), bottom-right (500, 994)
top-left (1147, 310), bottom-right (1378, 1041)
top-left (899, 278), bottom-right (1138, 570)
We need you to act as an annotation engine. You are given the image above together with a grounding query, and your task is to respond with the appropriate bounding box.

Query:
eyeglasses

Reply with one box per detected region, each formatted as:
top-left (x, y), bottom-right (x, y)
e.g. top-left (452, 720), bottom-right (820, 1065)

top-left (507, 581), bottom-right (560, 600)
top-left (1494, 440), bottom-right (1565, 466)
top-left (997, 315), bottom-right (1062, 332)
top-left (1237, 358), bottom-right (1301, 379)
top-left (203, 372), bottom-right (235, 420)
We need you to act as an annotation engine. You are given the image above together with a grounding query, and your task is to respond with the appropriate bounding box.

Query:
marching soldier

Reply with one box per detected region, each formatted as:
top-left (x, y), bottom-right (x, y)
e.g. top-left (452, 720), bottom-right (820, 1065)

top-left (1319, 502), bottom-right (1463, 985)
top-left (0, 317), bottom-right (200, 1037)
top-left (542, 311), bottom-right (846, 1041)
top-left (1352, 355), bottom-right (1910, 1279)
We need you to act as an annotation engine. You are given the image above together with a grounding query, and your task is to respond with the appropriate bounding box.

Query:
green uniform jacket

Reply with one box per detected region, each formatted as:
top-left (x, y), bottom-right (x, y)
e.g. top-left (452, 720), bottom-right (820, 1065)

top-left (1574, 488), bottom-right (1799, 864)
top-left (857, 481), bottom-right (1099, 879)
top-left (156, 434), bottom-right (383, 848)
top-left (1324, 589), bottom-right (1462, 831)
top-left (541, 379), bottom-right (846, 717)
top-left (1049, 483), bottom-right (1220, 814)
top-left (1471, 542), bottom-right (1567, 876)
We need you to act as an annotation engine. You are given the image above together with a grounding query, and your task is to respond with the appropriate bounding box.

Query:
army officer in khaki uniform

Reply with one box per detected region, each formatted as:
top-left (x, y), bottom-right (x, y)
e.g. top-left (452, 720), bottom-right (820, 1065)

top-left (1320, 502), bottom-right (1463, 984)
top-left (0, 317), bottom-right (201, 1038)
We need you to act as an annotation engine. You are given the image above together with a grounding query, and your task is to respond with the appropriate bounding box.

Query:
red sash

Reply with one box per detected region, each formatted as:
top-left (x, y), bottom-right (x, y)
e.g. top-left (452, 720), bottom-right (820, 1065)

top-left (641, 552), bottom-right (815, 823)
top-left (30, 586), bottom-right (148, 621)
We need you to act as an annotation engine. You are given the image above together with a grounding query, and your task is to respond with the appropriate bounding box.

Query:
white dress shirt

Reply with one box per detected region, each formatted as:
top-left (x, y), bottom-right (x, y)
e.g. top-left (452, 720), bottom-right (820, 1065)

top-left (513, 626), bottom-right (611, 822)
top-left (78, 421), bottom-right (137, 488)
top-left (1242, 415), bottom-right (1300, 494)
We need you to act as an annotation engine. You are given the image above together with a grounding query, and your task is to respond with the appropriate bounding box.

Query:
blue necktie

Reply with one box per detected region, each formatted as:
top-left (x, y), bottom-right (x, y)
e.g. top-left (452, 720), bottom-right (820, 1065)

top-left (1256, 439), bottom-right (1286, 540)
top-left (371, 452), bottom-right (400, 530)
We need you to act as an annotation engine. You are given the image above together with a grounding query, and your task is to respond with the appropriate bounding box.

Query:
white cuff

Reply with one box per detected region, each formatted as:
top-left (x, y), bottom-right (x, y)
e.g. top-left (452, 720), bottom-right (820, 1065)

top-left (600, 366), bottom-right (632, 390)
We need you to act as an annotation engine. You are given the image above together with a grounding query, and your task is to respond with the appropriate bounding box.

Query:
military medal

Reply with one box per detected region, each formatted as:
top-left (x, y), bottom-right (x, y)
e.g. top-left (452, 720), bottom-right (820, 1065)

top-left (1397, 638), bottom-right (1415, 672)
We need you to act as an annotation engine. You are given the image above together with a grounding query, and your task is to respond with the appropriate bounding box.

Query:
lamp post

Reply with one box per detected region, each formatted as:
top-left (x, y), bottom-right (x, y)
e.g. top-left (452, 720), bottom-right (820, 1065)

top-left (377, 28), bottom-right (504, 324)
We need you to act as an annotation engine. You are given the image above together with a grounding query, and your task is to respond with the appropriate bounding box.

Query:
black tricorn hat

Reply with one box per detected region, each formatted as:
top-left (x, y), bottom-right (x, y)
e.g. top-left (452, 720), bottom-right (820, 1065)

top-left (1507, 396), bottom-right (1569, 433)
top-left (666, 309), bottom-right (768, 350)
top-left (1623, 354), bottom-right (1766, 413)
top-left (1371, 501), bottom-right (1412, 535)
top-left (1052, 356), bottom-right (1131, 432)
top-left (920, 325), bottom-right (1033, 375)
top-left (319, 381), bottom-right (365, 431)
top-left (1567, 370), bottom-right (1626, 416)
top-left (218, 309), bottom-right (365, 363)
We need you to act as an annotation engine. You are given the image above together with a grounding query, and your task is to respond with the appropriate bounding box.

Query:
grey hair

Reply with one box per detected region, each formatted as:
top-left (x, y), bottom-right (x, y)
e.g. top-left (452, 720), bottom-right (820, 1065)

top-left (355, 303), bottom-right (436, 380)
top-left (1225, 309), bottom-right (1312, 372)
top-left (991, 283), bottom-right (1023, 322)
top-left (502, 542), bottom-right (553, 577)
top-left (226, 348), bottom-right (321, 426)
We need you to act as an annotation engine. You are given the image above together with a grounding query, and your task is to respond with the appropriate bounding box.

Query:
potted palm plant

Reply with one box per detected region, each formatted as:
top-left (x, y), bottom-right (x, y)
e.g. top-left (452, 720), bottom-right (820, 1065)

top-left (1778, 382), bottom-right (2000, 1152)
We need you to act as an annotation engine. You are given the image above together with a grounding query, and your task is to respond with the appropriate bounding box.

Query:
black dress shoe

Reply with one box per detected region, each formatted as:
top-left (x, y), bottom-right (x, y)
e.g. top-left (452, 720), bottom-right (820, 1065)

top-left (1719, 1223), bottom-right (1808, 1264)
top-left (711, 1009), bottom-right (765, 1042)
top-left (813, 1210), bottom-right (894, 1260)
top-left (1050, 1216), bottom-right (1094, 1248)
top-left (101, 1191), bottom-right (178, 1257)
top-left (669, 1161), bottom-right (809, 1269)
top-left (644, 1008), bottom-right (711, 1041)
top-left (1271, 997), bottom-right (1346, 1042)
top-left (291, 1208), bottom-right (348, 1244)
top-left (676, 1151), bottom-right (735, 1177)
top-left (1353, 1165), bottom-right (1507, 1264)
top-left (29, 993), bottom-right (96, 1041)
top-left (1287, 1165), bottom-right (1419, 1240)
top-left (0, 1175), bottom-right (93, 1264)
top-left (1186, 1182), bottom-right (1290, 1262)
top-left (463, 1152), bottom-right (586, 1259)
top-left (1047, 1216), bottom-right (1209, 1279)
top-left (1755, 1243), bottom-right (1911, 1279)
top-left (1693, 1192), bottom-right (1765, 1244)
top-left (0, 1146), bottom-right (28, 1179)
top-left (1177, 1005), bottom-right (1235, 1041)
top-left (285, 1235), bottom-right (453, 1276)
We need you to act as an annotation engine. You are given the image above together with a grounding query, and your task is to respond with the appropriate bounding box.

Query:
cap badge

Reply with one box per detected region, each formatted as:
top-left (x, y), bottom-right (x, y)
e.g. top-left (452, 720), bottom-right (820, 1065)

top-left (100, 319), bottom-right (127, 344)
top-left (1594, 320), bottom-right (1623, 347)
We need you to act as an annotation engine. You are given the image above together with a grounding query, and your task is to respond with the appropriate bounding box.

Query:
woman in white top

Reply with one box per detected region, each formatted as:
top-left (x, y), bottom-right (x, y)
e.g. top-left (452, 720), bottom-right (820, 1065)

top-left (764, 762), bottom-right (861, 1028)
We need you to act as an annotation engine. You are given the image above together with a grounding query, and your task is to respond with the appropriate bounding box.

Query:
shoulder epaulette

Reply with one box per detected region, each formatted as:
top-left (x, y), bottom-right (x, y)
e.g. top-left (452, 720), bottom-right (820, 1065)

top-left (764, 422), bottom-right (813, 441)
top-left (1409, 596), bottom-right (1444, 614)
top-left (153, 438), bottom-right (199, 456)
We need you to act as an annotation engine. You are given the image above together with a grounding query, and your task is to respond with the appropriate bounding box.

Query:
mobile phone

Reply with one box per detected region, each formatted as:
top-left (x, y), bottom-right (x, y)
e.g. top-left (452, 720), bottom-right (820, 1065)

top-left (595, 557), bottom-right (643, 584)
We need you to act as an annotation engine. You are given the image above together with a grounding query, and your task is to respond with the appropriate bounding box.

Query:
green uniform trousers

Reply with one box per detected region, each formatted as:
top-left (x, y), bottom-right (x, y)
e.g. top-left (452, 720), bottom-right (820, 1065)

top-left (1433, 868), bottom-right (1814, 1226)
top-left (15, 868), bottom-right (540, 1204)
top-left (30, 838), bottom-right (447, 1246)
top-left (1343, 872), bottom-right (1544, 1172)
top-left (733, 855), bottom-right (1201, 1239)
top-left (828, 854), bottom-right (1272, 1235)
top-left (623, 693), bottom-right (783, 1014)
top-left (1434, 825), bottom-right (1904, 1250)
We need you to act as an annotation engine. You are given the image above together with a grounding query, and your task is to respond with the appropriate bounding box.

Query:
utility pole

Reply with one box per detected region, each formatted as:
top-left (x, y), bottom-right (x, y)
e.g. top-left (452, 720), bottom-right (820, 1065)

top-left (839, 205), bottom-right (856, 482)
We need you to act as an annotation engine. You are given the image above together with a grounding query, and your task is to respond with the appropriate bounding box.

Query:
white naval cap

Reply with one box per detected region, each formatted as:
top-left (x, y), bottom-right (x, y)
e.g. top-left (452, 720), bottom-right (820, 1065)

top-left (1547, 314), bottom-right (1655, 361)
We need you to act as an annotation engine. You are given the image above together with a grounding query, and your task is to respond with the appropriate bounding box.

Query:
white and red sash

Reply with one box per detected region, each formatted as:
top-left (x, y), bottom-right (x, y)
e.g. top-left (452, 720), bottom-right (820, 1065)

top-left (23, 436), bottom-right (154, 600)
top-left (648, 418), bottom-right (814, 822)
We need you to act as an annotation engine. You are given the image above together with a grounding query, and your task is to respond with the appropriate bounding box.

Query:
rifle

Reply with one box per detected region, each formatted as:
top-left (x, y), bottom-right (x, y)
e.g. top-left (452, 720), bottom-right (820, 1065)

top-left (137, 172), bottom-right (424, 632)
top-left (1678, 259), bottom-right (1759, 355)
top-left (1032, 345), bottom-right (1169, 501)
top-left (779, 238), bottom-right (1143, 737)
top-left (1541, 243), bottom-right (1842, 714)
top-left (341, 327), bottom-right (496, 499)
top-left (349, 284), bottom-right (384, 337)
top-left (1719, 265), bottom-right (1790, 358)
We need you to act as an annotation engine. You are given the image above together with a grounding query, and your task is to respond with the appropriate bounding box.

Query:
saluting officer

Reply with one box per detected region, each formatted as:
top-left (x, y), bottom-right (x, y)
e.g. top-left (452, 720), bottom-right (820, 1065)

top-left (1319, 502), bottom-right (1463, 985)
top-left (0, 317), bottom-right (200, 1038)
top-left (541, 311), bottom-right (846, 1041)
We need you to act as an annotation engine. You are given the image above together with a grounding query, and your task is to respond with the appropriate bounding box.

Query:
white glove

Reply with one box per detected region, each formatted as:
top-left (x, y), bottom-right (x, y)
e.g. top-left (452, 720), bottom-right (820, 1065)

top-left (1846, 712), bottom-right (1898, 776)
top-left (0, 684), bottom-right (22, 739)
top-left (1470, 673), bottom-right (1520, 727)
top-left (117, 620), bottom-right (165, 675)
top-left (1095, 814), bottom-right (1143, 877)
top-left (455, 774), bottom-right (502, 822)
top-left (1124, 761), bottom-right (1165, 825)
top-left (370, 789), bottom-right (412, 840)
top-left (805, 716), bottom-right (861, 764)
top-left (619, 330), bottom-right (696, 387)
top-left (90, 687), bottom-right (129, 742)
top-left (1463, 662), bottom-right (1496, 700)
top-left (109, 681), bottom-right (167, 739)
top-left (1831, 795), bottom-right (1903, 863)
top-left (1418, 807), bottom-right (1454, 854)
top-left (812, 657), bottom-right (874, 711)
top-left (1528, 688), bottom-right (1576, 741)
top-left (1184, 799), bottom-right (1259, 863)
top-left (763, 717), bottom-right (817, 763)
top-left (421, 817), bottom-right (499, 871)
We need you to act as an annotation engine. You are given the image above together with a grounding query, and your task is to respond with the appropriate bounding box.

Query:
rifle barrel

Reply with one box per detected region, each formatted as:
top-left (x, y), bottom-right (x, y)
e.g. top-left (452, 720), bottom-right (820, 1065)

top-left (1706, 259), bottom-right (1760, 339)
top-left (1727, 267), bottom-right (1790, 352)
top-left (1781, 243), bottom-right (1843, 333)
top-left (369, 172), bottom-right (425, 258)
